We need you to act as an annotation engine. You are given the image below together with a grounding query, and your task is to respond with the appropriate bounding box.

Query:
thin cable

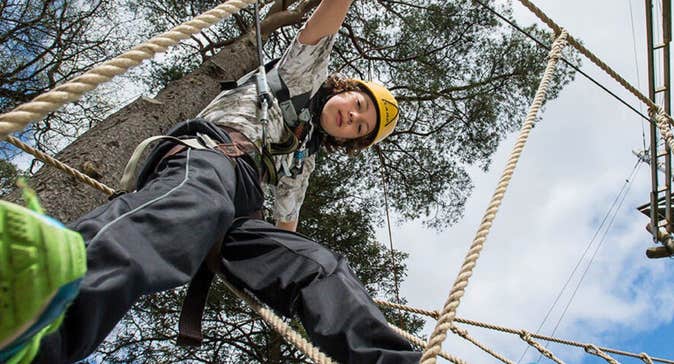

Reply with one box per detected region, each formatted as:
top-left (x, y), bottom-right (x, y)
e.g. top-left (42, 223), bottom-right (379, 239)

top-left (375, 146), bottom-right (403, 320)
top-left (628, 0), bottom-right (648, 151)
top-left (472, 0), bottom-right (652, 124)
top-left (516, 158), bottom-right (642, 363)
top-left (539, 160), bottom-right (643, 360)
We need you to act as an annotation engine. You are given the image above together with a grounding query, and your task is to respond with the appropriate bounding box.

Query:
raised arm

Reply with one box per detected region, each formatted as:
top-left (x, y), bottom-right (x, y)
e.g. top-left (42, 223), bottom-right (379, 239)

top-left (298, 0), bottom-right (354, 45)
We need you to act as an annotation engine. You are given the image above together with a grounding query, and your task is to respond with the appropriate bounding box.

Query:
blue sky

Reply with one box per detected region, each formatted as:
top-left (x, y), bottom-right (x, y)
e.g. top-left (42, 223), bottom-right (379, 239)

top-left (376, 0), bottom-right (674, 362)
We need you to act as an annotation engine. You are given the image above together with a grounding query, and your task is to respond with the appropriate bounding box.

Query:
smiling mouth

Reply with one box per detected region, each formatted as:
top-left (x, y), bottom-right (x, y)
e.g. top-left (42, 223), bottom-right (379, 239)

top-left (337, 112), bottom-right (342, 127)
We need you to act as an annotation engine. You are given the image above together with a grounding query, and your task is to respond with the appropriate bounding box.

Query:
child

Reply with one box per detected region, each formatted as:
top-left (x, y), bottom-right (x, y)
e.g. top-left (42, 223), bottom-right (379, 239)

top-left (0, 0), bottom-right (419, 363)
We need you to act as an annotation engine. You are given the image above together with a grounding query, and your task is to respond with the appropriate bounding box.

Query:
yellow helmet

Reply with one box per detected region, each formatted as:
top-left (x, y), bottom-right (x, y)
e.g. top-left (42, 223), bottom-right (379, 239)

top-left (354, 80), bottom-right (399, 146)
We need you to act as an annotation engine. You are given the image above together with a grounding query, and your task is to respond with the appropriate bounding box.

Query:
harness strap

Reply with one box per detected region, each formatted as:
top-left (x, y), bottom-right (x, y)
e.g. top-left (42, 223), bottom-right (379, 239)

top-left (177, 229), bottom-right (225, 346)
top-left (119, 135), bottom-right (210, 192)
top-left (177, 264), bottom-right (214, 346)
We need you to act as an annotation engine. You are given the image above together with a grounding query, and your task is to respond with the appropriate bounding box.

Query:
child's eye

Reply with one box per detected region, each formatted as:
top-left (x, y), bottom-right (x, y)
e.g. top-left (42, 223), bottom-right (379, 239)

top-left (358, 125), bottom-right (362, 134)
top-left (357, 99), bottom-right (361, 109)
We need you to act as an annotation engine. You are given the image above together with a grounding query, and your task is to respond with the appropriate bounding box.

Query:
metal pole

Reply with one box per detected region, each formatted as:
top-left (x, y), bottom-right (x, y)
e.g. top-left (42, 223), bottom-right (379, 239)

top-left (646, 0), bottom-right (660, 241)
top-left (661, 0), bottom-right (672, 233)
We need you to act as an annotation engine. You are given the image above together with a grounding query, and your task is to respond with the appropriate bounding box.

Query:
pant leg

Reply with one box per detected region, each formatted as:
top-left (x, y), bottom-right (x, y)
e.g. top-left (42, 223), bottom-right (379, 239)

top-left (34, 148), bottom-right (241, 363)
top-left (219, 218), bottom-right (421, 364)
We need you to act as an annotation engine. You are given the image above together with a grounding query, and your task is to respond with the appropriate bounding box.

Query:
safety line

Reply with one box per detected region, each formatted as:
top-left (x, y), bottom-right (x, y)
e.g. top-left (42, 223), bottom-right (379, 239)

top-left (375, 146), bottom-right (403, 309)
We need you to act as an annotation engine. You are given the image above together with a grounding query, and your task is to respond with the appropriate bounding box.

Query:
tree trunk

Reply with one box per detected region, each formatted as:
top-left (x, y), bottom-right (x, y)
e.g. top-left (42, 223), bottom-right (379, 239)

top-left (7, 34), bottom-right (258, 223)
top-left (268, 331), bottom-right (282, 364)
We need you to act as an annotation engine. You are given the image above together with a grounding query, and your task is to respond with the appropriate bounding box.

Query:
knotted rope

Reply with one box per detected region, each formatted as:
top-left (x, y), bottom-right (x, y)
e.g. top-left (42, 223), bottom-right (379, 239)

top-left (375, 299), bottom-right (674, 364)
top-left (585, 344), bottom-right (619, 364)
top-left (519, 331), bottom-right (565, 364)
top-left (6, 135), bottom-right (115, 195)
top-left (450, 325), bottom-right (514, 364)
top-left (515, 0), bottom-right (663, 115)
top-left (387, 324), bottom-right (466, 364)
top-left (653, 107), bottom-right (674, 151)
top-left (419, 29), bottom-right (570, 363)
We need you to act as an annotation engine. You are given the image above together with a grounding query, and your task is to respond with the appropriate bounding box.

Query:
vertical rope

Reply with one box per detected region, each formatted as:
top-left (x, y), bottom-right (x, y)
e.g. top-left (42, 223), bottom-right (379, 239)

top-left (419, 30), bottom-right (569, 363)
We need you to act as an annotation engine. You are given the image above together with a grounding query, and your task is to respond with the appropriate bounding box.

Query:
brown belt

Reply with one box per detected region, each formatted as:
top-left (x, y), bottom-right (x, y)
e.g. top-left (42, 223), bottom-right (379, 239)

top-left (158, 126), bottom-right (275, 185)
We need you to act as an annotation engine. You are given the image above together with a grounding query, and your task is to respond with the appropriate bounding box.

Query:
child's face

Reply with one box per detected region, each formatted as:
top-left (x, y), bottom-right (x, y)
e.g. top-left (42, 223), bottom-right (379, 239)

top-left (319, 91), bottom-right (377, 141)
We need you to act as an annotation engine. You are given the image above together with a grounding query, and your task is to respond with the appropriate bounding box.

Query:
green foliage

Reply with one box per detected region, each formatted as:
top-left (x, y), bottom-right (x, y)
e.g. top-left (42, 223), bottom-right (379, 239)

top-left (0, 0), bottom-right (126, 159)
top-left (0, 160), bottom-right (21, 197)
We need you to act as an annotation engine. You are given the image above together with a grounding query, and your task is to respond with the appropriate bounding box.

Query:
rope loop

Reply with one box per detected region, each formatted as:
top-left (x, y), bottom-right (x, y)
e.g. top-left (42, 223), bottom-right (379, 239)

top-left (585, 344), bottom-right (619, 364)
top-left (641, 352), bottom-right (655, 364)
top-left (519, 330), bottom-right (565, 363)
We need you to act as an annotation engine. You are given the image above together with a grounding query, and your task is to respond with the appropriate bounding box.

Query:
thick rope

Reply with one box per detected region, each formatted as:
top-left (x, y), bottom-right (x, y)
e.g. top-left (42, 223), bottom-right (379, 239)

top-left (387, 324), bottom-right (466, 364)
top-left (6, 136), bottom-right (115, 195)
top-left (585, 344), bottom-right (619, 364)
top-left (419, 30), bottom-right (570, 364)
top-left (219, 279), bottom-right (337, 364)
top-left (375, 300), bottom-right (674, 364)
top-left (0, 0), bottom-right (256, 138)
top-left (654, 107), bottom-right (674, 151)
top-left (450, 325), bottom-right (514, 364)
top-left (519, 331), bottom-right (565, 364)
top-left (643, 353), bottom-right (656, 364)
top-left (514, 0), bottom-right (673, 125)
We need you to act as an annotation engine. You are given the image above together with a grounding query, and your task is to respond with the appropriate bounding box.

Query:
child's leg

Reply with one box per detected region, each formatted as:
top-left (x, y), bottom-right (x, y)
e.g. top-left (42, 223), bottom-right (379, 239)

top-left (21, 148), bottom-right (238, 364)
top-left (220, 218), bottom-right (421, 364)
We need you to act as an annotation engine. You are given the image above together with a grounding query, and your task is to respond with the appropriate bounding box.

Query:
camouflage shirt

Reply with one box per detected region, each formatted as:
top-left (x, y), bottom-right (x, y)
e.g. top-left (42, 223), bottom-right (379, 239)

top-left (198, 30), bottom-right (336, 223)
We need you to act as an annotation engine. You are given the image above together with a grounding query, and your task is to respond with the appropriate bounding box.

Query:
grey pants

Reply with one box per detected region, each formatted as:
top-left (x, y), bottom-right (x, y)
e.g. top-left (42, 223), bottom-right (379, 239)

top-left (34, 145), bottom-right (419, 363)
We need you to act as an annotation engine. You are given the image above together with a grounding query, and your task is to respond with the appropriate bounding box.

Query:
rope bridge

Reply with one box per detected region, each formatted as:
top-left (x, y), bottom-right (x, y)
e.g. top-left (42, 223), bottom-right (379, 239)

top-left (1, 0), bottom-right (672, 363)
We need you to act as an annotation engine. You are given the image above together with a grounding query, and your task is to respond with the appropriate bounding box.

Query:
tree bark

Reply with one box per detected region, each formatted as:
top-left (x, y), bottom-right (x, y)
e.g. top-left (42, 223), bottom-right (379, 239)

top-left (7, 34), bottom-right (258, 223)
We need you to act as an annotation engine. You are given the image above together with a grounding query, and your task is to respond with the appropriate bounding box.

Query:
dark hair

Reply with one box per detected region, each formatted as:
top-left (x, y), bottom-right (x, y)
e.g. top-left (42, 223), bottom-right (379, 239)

top-left (318, 74), bottom-right (377, 155)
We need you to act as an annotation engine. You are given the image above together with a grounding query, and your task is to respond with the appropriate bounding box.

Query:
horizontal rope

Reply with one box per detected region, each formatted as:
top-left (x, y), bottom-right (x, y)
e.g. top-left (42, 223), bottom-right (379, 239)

top-left (374, 300), bottom-right (674, 364)
top-left (515, 0), bottom-right (673, 125)
top-left (0, 0), bottom-right (256, 197)
top-left (0, 0), bottom-right (256, 139)
top-left (585, 344), bottom-right (619, 364)
top-left (4, 135), bottom-right (115, 195)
